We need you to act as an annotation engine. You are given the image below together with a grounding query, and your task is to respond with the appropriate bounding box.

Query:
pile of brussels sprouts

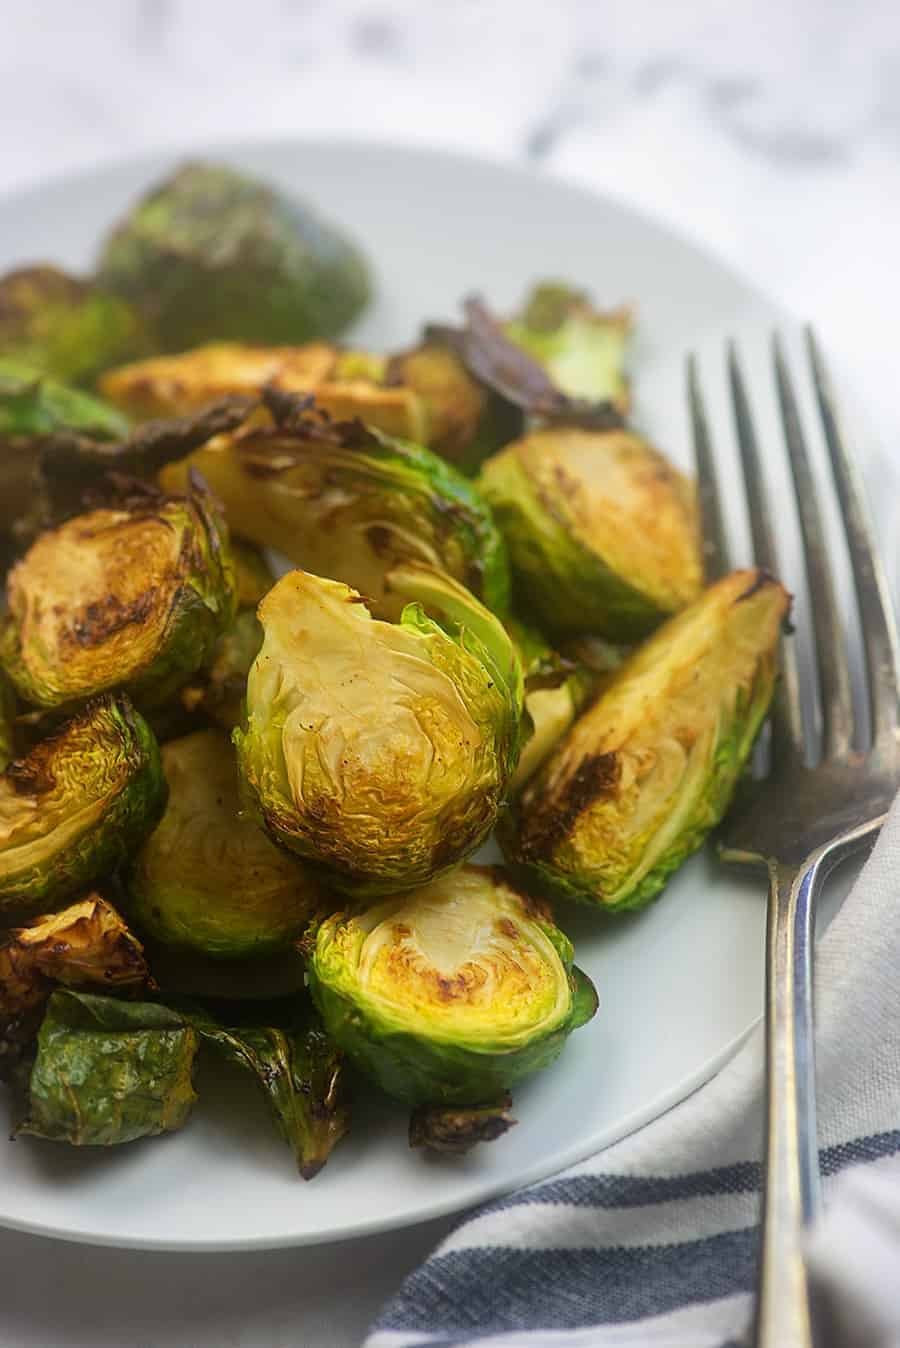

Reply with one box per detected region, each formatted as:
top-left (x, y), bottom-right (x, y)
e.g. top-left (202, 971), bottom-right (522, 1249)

top-left (0, 161), bottom-right (789, 1177)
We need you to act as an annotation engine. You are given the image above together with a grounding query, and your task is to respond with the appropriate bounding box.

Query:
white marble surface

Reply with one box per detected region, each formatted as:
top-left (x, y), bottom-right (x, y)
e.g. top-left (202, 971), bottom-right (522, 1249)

top-left (1, 2), bottom-right (899, 1345)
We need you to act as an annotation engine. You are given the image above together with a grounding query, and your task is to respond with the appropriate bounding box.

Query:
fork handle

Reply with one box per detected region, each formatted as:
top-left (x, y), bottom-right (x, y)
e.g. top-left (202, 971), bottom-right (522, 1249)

top-left (754, 858), bottom-right (819, 1348)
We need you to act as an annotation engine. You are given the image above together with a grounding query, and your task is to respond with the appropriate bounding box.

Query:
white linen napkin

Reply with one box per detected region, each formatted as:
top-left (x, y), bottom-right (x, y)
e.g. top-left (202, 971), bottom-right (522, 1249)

top-left (365, 797), bottom-right (900, 1348)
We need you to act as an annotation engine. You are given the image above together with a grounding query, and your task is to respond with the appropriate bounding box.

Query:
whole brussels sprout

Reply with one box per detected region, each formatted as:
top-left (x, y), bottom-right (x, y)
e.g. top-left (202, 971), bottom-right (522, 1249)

top-left (235, 567), bottom-right (523, 896)
top-left (95, 162), bottom-right (371, 351)
top-left (506, 617), bottom-right (595, 791)
top-left (0, 265), bottom-right (148, 385)
top-left (503, 281), bottom-right (632, 413)
top-left (128, 729), bottom-right (324, 959)
top-left (0, 478), bottom-right (237, 710)
top-left (478, 426), bottom-right (702, 639)
top-left (0, 694), bottom-right (167, 919)
top-left (159, 396), bottom-right (510, 620)
top-left (307, 864), bottom-right (598, 1107)
top-left (17, 990), bottom-right (198, 1147)
top-left (503, 570), bottom-right (790, 910)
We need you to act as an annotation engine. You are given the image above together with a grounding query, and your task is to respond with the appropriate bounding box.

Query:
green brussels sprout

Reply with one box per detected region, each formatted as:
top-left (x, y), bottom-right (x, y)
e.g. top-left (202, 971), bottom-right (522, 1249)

top-left (159, 396), bottom-right (510, 620)
top-left (17, 990), bottom-right (198, 1146)
top-left (478, 426), bottom-right (703, 639)
top-left (0, 477), bottom-right (237, 710)
top-left (235, 566), bottom-right (523, 896)
top-left (128, 729), bottom-right (324, 959)
top-left (506, 617), bottom-right (595, 791)
top-left (95, 162), bottom-right (371, 351)
top-left (503, 282), bottom-right (632, 413)
top-left (307, 864), bottom-right (598, 1107)
top-left (504, 570), bottom-right (790, 910)
top-left (189, 1002), bottom-right (349, 1178)
top-left (0, 694), bottom-right (167, 920)
top-left (0, 265), bottom-right (148, 386)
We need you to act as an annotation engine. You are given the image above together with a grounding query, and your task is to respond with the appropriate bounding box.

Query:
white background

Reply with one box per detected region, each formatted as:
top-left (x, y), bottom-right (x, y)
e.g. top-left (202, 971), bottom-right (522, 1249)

top-left (1, 2), bottom-right (899, 1344)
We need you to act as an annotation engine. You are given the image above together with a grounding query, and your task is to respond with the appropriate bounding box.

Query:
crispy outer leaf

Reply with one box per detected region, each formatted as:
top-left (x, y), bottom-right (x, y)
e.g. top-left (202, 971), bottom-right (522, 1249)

top-left (190, 1004), bottom-right (349, 1179)
top-left (17, 990), bottom-right (198, 1146)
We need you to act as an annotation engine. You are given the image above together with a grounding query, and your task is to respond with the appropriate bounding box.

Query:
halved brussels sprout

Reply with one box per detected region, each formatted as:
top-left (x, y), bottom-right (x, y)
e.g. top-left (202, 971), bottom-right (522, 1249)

top-left (189, 1002), bottom-right (349, 1178)
top-left (0, 265), bottom-right (148, 386)
top-left (0, 694), bottom-right (167, 919)
top-left (0, 478), bottom-right (237, 709)
top-left (506, 618), bottom-right (595, 791)
top-left (235, 568), bottom-right (523, 895)
top-left (478, 426), bottom-right (702, 639)
top-left (159, 398), bottom-right (510, 620)
top-left (503, 282), bottom-right (632, 413)
top-left (95, 162), bottom-right (371, 351)
top-left (307, 864), bottom-right (598, 1107)
top-left (17, 990), bottom-right (198, 1146)
top-left (504, 570), bottom-right (790, 909)
top-left (0, 895), bottom-right (152, 1018)
top-left (128, 729), bottom-right (324, 959)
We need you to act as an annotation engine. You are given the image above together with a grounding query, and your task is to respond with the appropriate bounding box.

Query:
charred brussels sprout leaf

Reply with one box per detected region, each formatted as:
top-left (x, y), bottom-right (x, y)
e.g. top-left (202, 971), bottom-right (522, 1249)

top-left (506, 617), bottom-right (595, 791)
top-left (308, 865), bottom-right (597, 1107)
top-left (505, 570), bottom-right (790, 909)
top-left (189, 1004), bottom-right (349, 1178)
top-left (235, 569), bottom-right (523, 896)
top-left (0, 478), bottom-right (237, 709)
top-left (504, 282), bottom-right (632, 413)
top-left (478, 427), bottom-right (702, 639)
top-left (409, 1093), bottom-right (516, 1155)
top-left (95, 162), bottom-right (371, 351)
top-left (17, 990), bottom-right (198, 1146)
top-left (0, 265), bottom-right (148, 386)
top-left (160, 398), bottom-right (510, 620)
top-left (128, 729), bottom-right (324, 959)
top-left (0, 694), bottom-right (167, 920)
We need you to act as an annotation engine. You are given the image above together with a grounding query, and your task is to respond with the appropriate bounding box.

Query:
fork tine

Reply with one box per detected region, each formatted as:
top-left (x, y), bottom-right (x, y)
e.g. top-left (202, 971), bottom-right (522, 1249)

top-left (773, 335), bottom-right (854, 761)
top-left (687, 353), bottom-right (730, 581)
top-left (728, 343), bottom-right (805, 759)
top-left (806, 328), bottom-right (900, 750)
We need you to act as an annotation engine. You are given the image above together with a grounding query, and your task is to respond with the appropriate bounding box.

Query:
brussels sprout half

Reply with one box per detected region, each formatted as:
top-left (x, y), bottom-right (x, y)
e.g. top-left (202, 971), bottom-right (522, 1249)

top-left (128, 729), bottom-right (325, 959)
top-left (235, 568), bottom-right (523, 896)
top-left (159, 398), bottom-right (510, 620)
top-left (0, 477), bottom-right (237, 710)
top-left (0, 694), bottom-right (167, 920)
top-left (504, 570), bottom-right (790, 910)
top-left (308, 865), bottom-right (597, 1108)
top-left (95, 162), bottom-right (371, 351)
top-left (0, 266), bottom-right (148, 386)
top-left (478, 426), bottom-right (702, 639)
top-left (17, 990), bottom-right (198, 1146)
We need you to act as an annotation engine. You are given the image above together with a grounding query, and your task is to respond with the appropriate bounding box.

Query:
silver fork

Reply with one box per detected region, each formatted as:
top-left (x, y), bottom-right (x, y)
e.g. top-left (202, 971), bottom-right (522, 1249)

top-left (687, 331), bottom-right (900, 1348)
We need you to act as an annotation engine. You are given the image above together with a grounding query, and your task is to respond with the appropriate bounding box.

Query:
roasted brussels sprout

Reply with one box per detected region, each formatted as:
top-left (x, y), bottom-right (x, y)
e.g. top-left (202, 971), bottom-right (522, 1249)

top-left (190, 1003), bottom-right (349, 1178)
top-left (0, 477), bottom-right (237, 709)
top-left (235, 567), bottom-right (523, 895)
top-left (478, 427), bottom-right (702, 639)
top-left (504, 570), bottom-right (790, 910)
top-left (503, 282), bottom-right (632, 413)
top-left (128, 729), bottom-right (324, 959)
top-left (0, 694), bottom-right (167, 920)
top-left (0, 265), bottom-right (148, 385)
top-left (507, 618), bottom-right (595, 791)
top-left (17, 990), bottom-right (198, 1146)
top-left (159, 397), bottom-right (510, 620)
top-left (0, 358), bottom-right (129, 553)
top-left (307, 865), bottom-right (598, 1107)
top-left (95, 162), bottom-right (371, 351)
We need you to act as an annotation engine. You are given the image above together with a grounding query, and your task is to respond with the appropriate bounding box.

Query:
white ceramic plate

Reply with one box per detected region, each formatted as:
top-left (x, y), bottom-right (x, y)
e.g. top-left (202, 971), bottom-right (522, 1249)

top-left (0, 140), bottom-right (883, 1251)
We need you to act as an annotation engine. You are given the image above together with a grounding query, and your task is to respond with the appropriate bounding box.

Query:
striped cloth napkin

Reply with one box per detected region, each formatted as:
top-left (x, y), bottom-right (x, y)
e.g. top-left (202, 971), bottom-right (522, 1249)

top-left (365, 797), bottom-right (900, 1348)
